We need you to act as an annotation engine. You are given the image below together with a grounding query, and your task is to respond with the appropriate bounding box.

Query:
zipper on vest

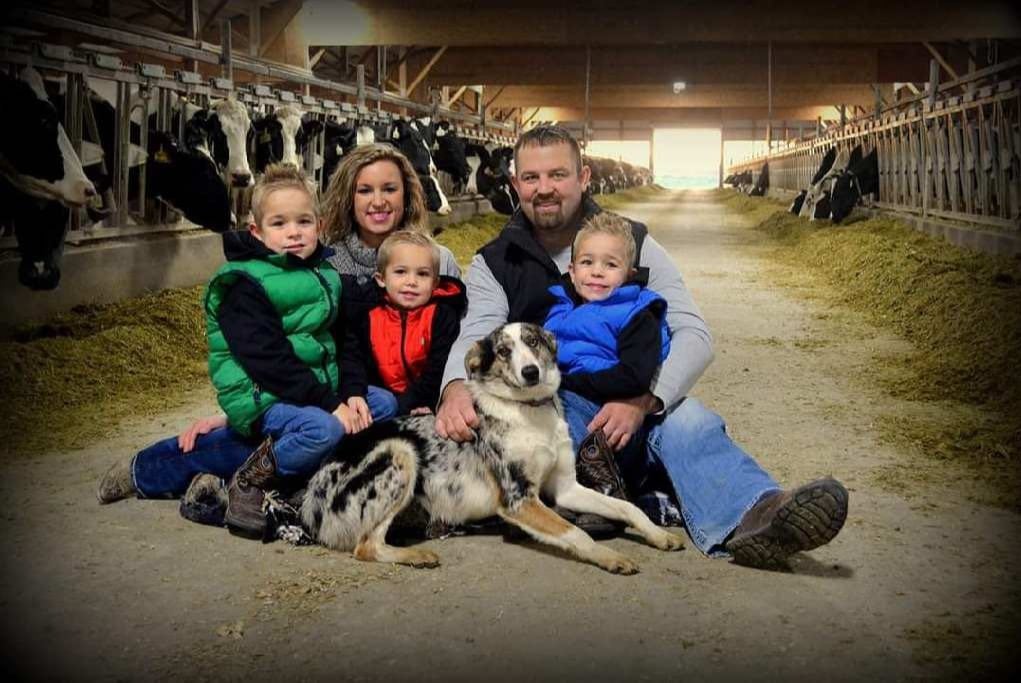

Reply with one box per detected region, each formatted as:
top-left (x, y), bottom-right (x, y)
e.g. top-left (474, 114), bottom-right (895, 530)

top-left (399, 310), bottom-right (413, 382)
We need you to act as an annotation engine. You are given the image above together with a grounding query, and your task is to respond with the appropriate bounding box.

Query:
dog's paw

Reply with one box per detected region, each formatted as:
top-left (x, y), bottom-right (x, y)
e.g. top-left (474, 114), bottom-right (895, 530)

top-left (599, 552), bottom-right (639, 575)
top-left (407, 549), bottom-right (441, 569)
top-left (652, 530), bottom-right (685, 551)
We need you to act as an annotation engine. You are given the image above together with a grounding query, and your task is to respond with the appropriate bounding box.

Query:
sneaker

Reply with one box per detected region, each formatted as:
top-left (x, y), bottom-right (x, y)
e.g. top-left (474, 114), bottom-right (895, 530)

top-left (224, 438), bottom-right (277, 539)
top-left (725, 477), bottom-right (849, 569)
top-left (97, 458), bottom-right (136, 504)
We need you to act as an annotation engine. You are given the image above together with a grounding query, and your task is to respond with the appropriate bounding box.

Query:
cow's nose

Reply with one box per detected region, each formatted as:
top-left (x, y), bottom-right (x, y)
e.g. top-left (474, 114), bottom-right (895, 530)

top-left (83, 184), bottom-right (97, 198)
top-left (521, 365), bottom-right (540, 385)
top-left (231, 172), bottom-right (252, 187)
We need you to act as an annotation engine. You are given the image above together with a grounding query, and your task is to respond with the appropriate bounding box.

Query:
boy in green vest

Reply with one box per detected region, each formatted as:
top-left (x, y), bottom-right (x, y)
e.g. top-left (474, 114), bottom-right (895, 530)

top-left (193, 165), bottom-right (396, 537)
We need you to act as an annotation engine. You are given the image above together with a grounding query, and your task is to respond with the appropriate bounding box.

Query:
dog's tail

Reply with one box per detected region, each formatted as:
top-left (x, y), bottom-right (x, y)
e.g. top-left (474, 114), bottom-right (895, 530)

top-left (302, 439), bottom-right (419, 551)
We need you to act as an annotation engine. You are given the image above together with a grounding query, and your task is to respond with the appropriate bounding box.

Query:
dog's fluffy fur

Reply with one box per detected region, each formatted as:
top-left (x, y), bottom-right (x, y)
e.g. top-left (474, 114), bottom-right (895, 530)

top-left (301, 323), bottom-right (683, 573)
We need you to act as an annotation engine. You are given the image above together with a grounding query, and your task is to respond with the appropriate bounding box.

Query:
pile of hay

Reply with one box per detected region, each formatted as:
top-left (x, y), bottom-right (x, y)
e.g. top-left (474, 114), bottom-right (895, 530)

top-left (2, 212), bottom-right (511, 458)
top-left (594, 185), bottom-right (667, 211)
top-left (734, 200), bottom-right (1021, 466)
top-left (1, 286), bottom-right (208, 457)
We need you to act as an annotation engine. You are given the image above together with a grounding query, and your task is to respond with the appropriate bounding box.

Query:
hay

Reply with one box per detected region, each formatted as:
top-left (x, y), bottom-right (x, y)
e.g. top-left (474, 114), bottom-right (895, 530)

top-left (593, 185), bottom-right (667, 211)
top-left (728, 197), bottom-right (1021, 465)
top-left (433, 212), bottom-right (506, 268)
top-left (0, 286), bottom-right (209, 457)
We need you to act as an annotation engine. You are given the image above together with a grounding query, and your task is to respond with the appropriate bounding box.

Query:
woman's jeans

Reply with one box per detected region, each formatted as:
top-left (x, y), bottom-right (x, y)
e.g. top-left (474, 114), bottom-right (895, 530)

top-left (558, 390), bottom-right (780, 556)
top-left (132, 386), bottom-right (398, 498)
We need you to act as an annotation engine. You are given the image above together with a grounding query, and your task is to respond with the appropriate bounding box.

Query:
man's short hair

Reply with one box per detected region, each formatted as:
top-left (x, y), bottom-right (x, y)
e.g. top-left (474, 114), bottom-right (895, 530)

top-left (573, 212), bottom-right (636, 268)
top-left (514, 125), bottom-right (584, 176)
top-left (376, 229), bottom-right (441, 275)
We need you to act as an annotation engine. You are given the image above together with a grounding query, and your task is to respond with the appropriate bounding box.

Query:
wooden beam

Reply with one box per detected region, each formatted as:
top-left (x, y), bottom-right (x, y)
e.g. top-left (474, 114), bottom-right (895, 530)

top-left (259, 0), bottom-right (303, 58)
top-left (484, 85), bottom-right (506, 109)
top-left (249, 0), bottom-right (261, 58)
top-left (444, 85), bottom-right (468, 107)
top-left (200, 0), bottom-right (231, 35)
top-left (310, 47), bottom-right (327, 68)
top-left (521, 107), bottom-right (541, 127)
top-left (406, 45), bottom-right (448, 96)
top-left (922, 41), bottom-right (960, 80)
top-left (184, 0), bottom-right (199, 40)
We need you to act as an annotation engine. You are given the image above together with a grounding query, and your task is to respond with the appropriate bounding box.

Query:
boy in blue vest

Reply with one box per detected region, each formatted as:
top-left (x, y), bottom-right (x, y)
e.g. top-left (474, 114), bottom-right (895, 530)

top-left (97, 164), bottom-right (397, 538)
top-left (544, 211), bottom-right (672, 518)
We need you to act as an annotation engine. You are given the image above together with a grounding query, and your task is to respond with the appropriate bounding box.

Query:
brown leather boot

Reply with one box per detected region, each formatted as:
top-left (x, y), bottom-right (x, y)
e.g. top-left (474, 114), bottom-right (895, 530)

top-left (224, 438), bottom-right (277, 538)
top-left (560, 431), bottom-right (628, 539)
top-left (725, 477), bottom-right (849, 569)
top-left (575, 430), bottom-right (628, 500)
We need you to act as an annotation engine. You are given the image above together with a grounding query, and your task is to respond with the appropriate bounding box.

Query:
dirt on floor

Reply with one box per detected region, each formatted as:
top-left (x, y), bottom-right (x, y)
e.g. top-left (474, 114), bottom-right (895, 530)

top-left (1, 190), bottom-right (1018, 681)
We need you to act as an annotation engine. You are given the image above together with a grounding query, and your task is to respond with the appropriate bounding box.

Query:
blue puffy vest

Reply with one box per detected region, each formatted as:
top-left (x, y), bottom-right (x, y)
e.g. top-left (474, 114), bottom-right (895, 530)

top-left (544, 283), bottom-right (669, 375)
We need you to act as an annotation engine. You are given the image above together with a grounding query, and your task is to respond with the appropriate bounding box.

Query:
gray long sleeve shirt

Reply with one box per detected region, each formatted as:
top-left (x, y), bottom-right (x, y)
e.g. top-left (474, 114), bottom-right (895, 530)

top-left (440, 233), bottom-right (714, 411)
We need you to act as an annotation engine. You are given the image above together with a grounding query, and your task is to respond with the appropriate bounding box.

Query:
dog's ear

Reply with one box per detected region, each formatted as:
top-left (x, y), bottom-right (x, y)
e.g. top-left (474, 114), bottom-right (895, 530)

top-left (538, 326), bottom-right (557, 356)
top-left (465, 336), bottom-right (495, 379)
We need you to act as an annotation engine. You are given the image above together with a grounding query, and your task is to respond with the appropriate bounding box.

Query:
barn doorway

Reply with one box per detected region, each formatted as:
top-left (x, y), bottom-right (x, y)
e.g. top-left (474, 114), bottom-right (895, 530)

top-left (653, 128), bottom-right (721, 189)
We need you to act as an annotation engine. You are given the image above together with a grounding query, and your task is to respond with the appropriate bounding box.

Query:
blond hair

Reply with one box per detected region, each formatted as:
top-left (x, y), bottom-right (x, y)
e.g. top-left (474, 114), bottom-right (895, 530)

top-left (573, 212), bottom-right (636, 266)
top-left (250, 164), bottom-right (319, 225)
top-left (320, 143), bottom-right (429, 245)
top-left (376, 229), bottom-right (440, 275)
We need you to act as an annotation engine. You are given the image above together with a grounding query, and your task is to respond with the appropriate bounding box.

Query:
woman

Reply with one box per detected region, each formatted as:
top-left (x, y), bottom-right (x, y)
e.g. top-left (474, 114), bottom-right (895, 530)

top-left (98, 144), bottom-right (461, 506)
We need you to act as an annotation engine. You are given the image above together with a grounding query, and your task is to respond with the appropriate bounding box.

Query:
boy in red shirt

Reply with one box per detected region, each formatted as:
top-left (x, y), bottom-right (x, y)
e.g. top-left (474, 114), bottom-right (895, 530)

top-left (338, 230), bottom-right (466, 417)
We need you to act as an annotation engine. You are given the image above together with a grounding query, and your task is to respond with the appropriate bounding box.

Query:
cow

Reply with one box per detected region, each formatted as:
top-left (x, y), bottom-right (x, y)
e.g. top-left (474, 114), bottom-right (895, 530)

top-left (749, 162), bottom-right (770, 196)
top-left (0, 67), bottom-right (96, 289)
top-left (789, 147), bottom-right (837, 215)
top-left (431, 120), bottom-right (471, 193)
top-left (800, 146), bottom-right (862, 220)
top-left (184, 96), bottom-right (254, 188)
top-left (252, 105), bottom-right (324, 172)
top-left (829, 148), bottom-right (879, 223)
top-left (465, 142), bottom-right (517, 214)
top-left (390, 118), bottom-right (451, 215)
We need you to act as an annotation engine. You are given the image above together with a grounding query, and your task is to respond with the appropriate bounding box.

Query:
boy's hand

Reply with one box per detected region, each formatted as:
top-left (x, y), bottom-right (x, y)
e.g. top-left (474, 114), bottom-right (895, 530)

top-left (347, 396), bottom-right (372, 427)
top-left (334, 403), bottom-right (367, 435)
top-left (410, 406), bottom-right (432, 416)
top-left (178, 414), bottom-right (228, 453)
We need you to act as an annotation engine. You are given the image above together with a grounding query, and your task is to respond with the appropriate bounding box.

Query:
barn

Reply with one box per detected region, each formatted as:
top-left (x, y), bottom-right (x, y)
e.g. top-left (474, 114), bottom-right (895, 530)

top-left (1, 2), bottom-right (1020, 680)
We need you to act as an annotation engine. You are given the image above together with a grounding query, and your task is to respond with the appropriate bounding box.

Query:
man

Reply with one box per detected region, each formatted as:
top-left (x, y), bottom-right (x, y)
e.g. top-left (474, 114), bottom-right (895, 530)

top-left (436, 125), bottom-right (847, 569)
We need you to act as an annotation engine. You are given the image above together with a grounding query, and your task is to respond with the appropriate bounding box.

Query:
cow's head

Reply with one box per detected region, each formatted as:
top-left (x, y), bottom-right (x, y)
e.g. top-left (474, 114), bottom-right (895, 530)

top-left (0, 68), bottom-right (96, 207)
top-left (147, 131), bottom-right (232, 233)
top-left (432, 121), bottom-right (471, 186)
top-left (208, 97), bottom-right (253, 187)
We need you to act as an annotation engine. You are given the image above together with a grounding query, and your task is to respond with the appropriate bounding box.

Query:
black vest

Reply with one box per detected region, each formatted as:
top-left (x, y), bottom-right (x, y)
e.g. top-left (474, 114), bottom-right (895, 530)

top-left (480, 196), bottom-right (648, 325)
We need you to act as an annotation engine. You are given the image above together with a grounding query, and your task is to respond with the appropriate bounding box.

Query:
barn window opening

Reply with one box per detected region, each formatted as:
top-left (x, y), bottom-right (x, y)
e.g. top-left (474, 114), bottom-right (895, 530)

top-left (653, 128), bottom-right (721, 189)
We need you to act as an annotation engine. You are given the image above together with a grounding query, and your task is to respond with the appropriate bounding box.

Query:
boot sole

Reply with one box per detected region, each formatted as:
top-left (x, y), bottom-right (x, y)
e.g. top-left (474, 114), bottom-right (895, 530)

top-left (224, 508), bottom-right (266, 539)
top-left (727, 479), bottom-right (848, 569)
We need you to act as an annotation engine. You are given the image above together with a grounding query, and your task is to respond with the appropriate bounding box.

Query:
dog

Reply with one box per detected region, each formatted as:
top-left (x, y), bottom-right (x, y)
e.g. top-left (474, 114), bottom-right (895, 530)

top-left (300, 322), bottom-right (684, 574)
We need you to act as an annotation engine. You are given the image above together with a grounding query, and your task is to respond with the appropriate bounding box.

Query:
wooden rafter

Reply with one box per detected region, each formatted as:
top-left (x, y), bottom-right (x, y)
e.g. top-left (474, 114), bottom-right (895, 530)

top-left (200, 0), bottom-right (232, 34)
top-left (521, 106), bottom-right (541, 127)
top-left (310, 47), bottom-right (327, 68)
top-left (406, 46), bottom-right (448, 96)
top-left (484, 85), bottom-right (506, 109)
top-left (922, 41), bottom-right (960, 80)
top-left (444, 85), bottom-right (468, 107)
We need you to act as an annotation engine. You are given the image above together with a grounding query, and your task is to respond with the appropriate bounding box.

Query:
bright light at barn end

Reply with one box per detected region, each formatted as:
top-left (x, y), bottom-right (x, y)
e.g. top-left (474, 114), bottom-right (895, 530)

top-left (672, 81), bottom-right (687, 93)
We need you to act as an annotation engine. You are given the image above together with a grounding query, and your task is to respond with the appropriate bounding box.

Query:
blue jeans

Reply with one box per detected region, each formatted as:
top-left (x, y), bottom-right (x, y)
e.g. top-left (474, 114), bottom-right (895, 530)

top-left (132, 386), bottom-right (399, 498)
top-left (559, 390), bottom-right (779, 556)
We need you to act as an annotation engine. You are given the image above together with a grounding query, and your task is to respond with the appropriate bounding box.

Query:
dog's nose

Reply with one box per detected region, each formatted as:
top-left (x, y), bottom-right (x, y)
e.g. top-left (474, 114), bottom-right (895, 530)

top-left (521, 364), bottom-right (540, 385)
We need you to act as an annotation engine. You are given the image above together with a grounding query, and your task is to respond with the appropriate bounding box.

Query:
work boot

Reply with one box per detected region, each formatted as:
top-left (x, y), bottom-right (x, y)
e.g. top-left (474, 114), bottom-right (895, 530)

top-left (97, 457), bottom-right (136, 504)
top-left (224, 438), bottom-right (277, 538)
top-left (725, 477), bottom-right (849, 569)
top-left (557, 431), bottom-right (629, 539)
top-left (575, 430), bottom-right (628, 500)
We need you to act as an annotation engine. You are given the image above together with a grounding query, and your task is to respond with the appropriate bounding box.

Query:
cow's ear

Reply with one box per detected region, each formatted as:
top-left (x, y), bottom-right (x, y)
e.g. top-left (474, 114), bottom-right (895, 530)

top-left (465, 336), bottom-right (495, 379)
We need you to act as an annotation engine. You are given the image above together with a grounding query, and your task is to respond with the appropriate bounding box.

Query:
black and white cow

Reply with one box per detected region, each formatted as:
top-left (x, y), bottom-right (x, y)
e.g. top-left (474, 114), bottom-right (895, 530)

top-left (829, 148), bottom-right (879, 223)
top-left (749, 162), bottom-right (770, 196)
top-left (252, 105), bottom-right (324, 173)
top-left (430, 121), bottom-right (471, 193)
top-left (789, 147), bottom-right (837, 215)
top-left (0, 67), bottom-right (96, 289)
top-left (800, 146), bottom-right (862, 220)
top-left (465, 142), bottom-right (517, 214)
top-left (391, 118), bottom-right (451, 215)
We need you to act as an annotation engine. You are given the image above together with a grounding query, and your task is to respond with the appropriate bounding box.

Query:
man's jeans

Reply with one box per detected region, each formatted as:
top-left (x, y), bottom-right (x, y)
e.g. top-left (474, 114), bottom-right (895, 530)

top-left (132, 386), bottom-right (399, 498)
top-left (559, 390), bottom-right (780, 556)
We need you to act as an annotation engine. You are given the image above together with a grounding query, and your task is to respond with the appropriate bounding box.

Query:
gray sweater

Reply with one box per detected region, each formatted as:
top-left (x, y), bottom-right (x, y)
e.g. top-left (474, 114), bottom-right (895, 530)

top-left (440, 232), bottom-right (714, 411)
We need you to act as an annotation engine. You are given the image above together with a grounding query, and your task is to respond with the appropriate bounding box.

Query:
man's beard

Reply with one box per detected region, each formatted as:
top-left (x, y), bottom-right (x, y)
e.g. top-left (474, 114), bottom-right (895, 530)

top-left (530, 195), bottom-right (567, 229)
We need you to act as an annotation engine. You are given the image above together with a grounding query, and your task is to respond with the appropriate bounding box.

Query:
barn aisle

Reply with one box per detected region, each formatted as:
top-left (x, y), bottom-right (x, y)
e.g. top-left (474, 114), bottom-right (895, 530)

top-left (0, 189), bottom-right (1017, 680)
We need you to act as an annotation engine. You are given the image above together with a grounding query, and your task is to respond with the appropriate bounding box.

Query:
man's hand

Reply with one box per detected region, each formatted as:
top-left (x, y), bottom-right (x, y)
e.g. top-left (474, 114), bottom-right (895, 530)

top-left (178, 414), bottom-right (228, 453)
top-left (587, 394), bottom-right (658, 451)
top-left (334, 403), bottom-right (367, 435)
top-left (434, 380), bottom-right (478, 442)
top-left (347, 396), bottom-right (372, 427)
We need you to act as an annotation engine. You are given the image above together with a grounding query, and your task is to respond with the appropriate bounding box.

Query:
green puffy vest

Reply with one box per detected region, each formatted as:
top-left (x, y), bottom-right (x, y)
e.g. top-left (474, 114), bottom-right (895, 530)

top-left (204, 254), bottom-right (342, 436)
